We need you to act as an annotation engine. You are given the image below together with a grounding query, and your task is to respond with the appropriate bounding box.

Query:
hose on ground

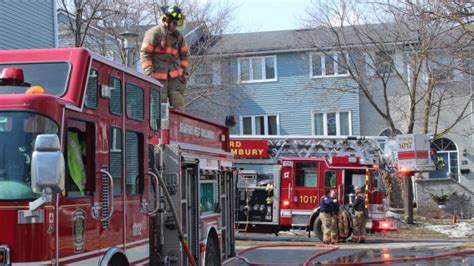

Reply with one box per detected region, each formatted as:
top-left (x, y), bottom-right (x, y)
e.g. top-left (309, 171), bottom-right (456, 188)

top-left (230, 242), bottom-right (474, 266)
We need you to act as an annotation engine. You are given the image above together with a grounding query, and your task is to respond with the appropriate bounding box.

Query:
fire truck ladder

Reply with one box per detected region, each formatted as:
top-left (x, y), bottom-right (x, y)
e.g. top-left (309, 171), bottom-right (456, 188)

top-left (232, 135), bottom-right (396, 170)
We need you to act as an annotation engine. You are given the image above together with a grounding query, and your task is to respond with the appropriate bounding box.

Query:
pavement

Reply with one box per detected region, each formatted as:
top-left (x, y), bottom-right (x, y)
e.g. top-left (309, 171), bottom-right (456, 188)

top-left (224, 231), bottom-right (474, 265)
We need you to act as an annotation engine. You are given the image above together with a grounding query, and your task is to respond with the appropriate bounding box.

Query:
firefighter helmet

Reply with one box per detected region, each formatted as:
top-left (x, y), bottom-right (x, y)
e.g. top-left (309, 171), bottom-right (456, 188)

top-left (160, 5), bottom-right (185, 26)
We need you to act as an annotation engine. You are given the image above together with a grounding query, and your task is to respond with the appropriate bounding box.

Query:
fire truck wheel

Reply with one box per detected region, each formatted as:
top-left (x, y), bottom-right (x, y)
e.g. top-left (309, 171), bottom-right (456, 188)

top-left (205, 237), bottom-right (221, 266)
top-left (313, 217), bottom-right (324, 241)
top-left (108, 254), bottom-right (129, 266)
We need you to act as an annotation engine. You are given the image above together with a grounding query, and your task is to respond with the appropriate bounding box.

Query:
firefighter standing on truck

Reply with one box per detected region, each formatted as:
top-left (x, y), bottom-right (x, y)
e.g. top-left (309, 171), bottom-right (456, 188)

top-left (351, 186), bottom-right (367, 243)
top-left (320, 189), bottom-right (339, 244)
top-left (140, 5), bottom-right (189, 111)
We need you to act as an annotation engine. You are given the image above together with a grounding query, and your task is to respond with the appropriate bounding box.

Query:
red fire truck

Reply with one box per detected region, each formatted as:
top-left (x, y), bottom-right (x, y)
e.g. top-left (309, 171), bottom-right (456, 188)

top-left (231, 136), bottom-right (410, 240)
top-left (0, 48), bottom-right (235, 265)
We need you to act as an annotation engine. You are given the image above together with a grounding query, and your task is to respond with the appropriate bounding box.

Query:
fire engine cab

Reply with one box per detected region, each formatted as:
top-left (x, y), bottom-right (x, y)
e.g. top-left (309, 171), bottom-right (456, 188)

top-left (0, 48), bottom-right (235, 265)
top-left (231, 135), bottom-right (432, 241)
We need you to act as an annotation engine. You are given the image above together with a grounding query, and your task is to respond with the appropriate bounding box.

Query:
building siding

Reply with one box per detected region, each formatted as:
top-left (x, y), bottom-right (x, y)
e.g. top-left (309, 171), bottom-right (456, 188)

top-left (229, 52), bottom-right (360, 136)
top-left (0, 0), bottom-right (56, 49)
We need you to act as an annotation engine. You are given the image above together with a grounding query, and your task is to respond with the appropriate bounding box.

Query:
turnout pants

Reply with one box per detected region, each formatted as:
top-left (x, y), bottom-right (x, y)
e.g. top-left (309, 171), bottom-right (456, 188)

top-left (320, 212), bottom-right (338, 243)
top-left (352, 210), bottom-right (367, 242)
top-left (161, 77), bottom-right (186, 111)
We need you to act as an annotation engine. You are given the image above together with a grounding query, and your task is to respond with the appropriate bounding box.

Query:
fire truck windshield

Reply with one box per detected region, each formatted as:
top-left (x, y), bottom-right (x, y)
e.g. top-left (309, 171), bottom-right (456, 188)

top-left (0, 111), bottom-right (59, 200)
top-left (0, 62), bottom-right (70, 95)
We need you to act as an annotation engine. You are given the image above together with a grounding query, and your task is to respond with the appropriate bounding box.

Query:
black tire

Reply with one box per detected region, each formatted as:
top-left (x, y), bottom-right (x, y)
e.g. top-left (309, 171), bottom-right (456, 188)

top-left (313, 216), bottom-right (324, 242)
top-left (108, 254), bottom-right (129, 266)
top-left (205, 237), bottom-right (221, 266)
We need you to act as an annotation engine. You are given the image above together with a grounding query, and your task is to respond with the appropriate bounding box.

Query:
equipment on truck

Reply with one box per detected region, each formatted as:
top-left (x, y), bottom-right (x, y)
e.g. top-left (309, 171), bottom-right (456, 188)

top-left (231, 134), bottom-right (433, 240)
top-left (0, 48), bottom-right (235, 265)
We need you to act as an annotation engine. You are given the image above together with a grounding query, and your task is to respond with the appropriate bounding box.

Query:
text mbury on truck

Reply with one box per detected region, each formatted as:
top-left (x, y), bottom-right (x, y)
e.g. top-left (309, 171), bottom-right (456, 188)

top-left (231, 135), bottom-right (434, 241)
top-left (0, 48), bottom-right (235, 265)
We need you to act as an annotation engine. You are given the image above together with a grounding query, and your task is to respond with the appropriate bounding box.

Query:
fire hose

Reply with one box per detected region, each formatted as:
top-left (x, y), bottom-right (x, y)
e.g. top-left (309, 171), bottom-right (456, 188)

top-left (231, 242), bottom-right (474, 266)
top-left (233, 243), bottom-right (338, 266)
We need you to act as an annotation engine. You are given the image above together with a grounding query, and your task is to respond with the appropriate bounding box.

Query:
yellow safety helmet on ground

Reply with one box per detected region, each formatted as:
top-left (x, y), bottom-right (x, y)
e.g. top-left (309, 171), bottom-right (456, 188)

top-left (160, 5), bottom-right (186, 27)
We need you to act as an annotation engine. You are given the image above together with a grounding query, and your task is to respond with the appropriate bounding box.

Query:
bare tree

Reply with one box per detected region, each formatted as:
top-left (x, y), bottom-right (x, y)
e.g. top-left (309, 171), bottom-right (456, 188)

top-left (304, 0), bottom-right (472, 223)
top-left (57, 0), bottom-right (123, 47)
top-left (405, 0), bottom-right (474, 35)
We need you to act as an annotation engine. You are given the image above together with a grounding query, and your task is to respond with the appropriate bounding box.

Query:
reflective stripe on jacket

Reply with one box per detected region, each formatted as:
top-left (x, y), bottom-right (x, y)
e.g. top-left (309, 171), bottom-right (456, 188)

top-left (140, 24), bottom-right (190, 80)
top-left (67, 131), bottom-right (86, 192)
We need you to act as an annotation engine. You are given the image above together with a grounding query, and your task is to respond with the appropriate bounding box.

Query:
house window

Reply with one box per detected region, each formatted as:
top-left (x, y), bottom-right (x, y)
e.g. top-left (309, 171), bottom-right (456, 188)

top-left (431, 55), bottom-right (455, 81)
top-left (310, 52), bottom-right (348, 77)
top-left (239, 56), bottom-right (277, 82)
top-left (429, 138), bottom-right (458, 179)
top-left (240, 115), bottom-right (279, 135)
top-left (313, 111), bottom-right (351, 136)
top-left (375, 51), bottom-right (395, 75)
top-left (194, 62), bottom-right (214, 84)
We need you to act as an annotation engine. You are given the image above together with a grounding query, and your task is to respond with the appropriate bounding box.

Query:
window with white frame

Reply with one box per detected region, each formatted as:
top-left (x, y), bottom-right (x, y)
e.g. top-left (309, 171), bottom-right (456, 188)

top-left (241, 115), bottom-right (279, 135)
top-left (310, 52), bottom-right (348, 77)
top-left (239, 56), bottom-right (276, 82)
top-left (429, 138), bottom-right (459, 180)
top-left (313, 111), bottom-right (351, 136)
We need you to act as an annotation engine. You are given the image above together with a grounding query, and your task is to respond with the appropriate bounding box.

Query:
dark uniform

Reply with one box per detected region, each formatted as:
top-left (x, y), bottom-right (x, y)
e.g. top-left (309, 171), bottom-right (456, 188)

top-left (352, 192), bottom-right (367, 243)
top-left (320, 195), bottom-right (339, 244)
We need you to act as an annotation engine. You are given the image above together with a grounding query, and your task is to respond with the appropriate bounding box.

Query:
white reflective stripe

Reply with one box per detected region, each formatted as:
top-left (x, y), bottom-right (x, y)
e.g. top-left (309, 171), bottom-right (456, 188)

top-left (66, 256), bottom-right (101, 266)
top-left (290, 210), bottom-right (312, 215)
top-left (58, 248), bottom-right (102, 262)
top-left (125, 238), bottom-right (149, 248)
top-left (126, 244), bottom-right (149, 263)
top-left (57, 238), bottom-right (149, 263)
top-left (13, 262), bottom-right (51, 266)
top-left (281, 210), bottom-right (291, 216)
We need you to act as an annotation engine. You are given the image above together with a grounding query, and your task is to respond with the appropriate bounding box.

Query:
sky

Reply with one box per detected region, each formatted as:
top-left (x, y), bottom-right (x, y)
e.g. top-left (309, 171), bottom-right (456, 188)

top-left (228, 0), bottom-right (311, 33)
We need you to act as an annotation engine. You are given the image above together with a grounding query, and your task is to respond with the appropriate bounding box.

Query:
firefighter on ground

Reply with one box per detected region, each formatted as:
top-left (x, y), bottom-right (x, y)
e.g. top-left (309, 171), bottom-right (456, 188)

top-left (320, 189), bottom-right (339, 244)
top-left (140, 5), bottom-right (189, 111)
top-left (351, 186), bottom-right (368, 243)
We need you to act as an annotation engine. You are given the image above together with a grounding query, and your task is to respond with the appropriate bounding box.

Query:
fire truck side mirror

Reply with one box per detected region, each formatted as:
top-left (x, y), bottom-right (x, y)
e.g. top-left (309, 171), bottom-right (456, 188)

top-left (31, 134), bottom-right (65, 194)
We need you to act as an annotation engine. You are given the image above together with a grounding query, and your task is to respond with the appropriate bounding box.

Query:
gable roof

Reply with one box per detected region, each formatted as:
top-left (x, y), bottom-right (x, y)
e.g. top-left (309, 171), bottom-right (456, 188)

top-left (205, 23), bottom-right (419, 56)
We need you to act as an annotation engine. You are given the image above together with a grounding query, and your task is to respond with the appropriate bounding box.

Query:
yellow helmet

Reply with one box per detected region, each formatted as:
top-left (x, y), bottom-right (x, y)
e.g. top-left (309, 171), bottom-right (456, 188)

top-left (160, 5), bottom-right (185, 27)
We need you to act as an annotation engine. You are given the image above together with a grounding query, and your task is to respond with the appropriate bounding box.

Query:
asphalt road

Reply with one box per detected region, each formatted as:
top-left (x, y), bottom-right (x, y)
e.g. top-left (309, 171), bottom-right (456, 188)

top-left (224, 231), bottom-right (474, 265)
